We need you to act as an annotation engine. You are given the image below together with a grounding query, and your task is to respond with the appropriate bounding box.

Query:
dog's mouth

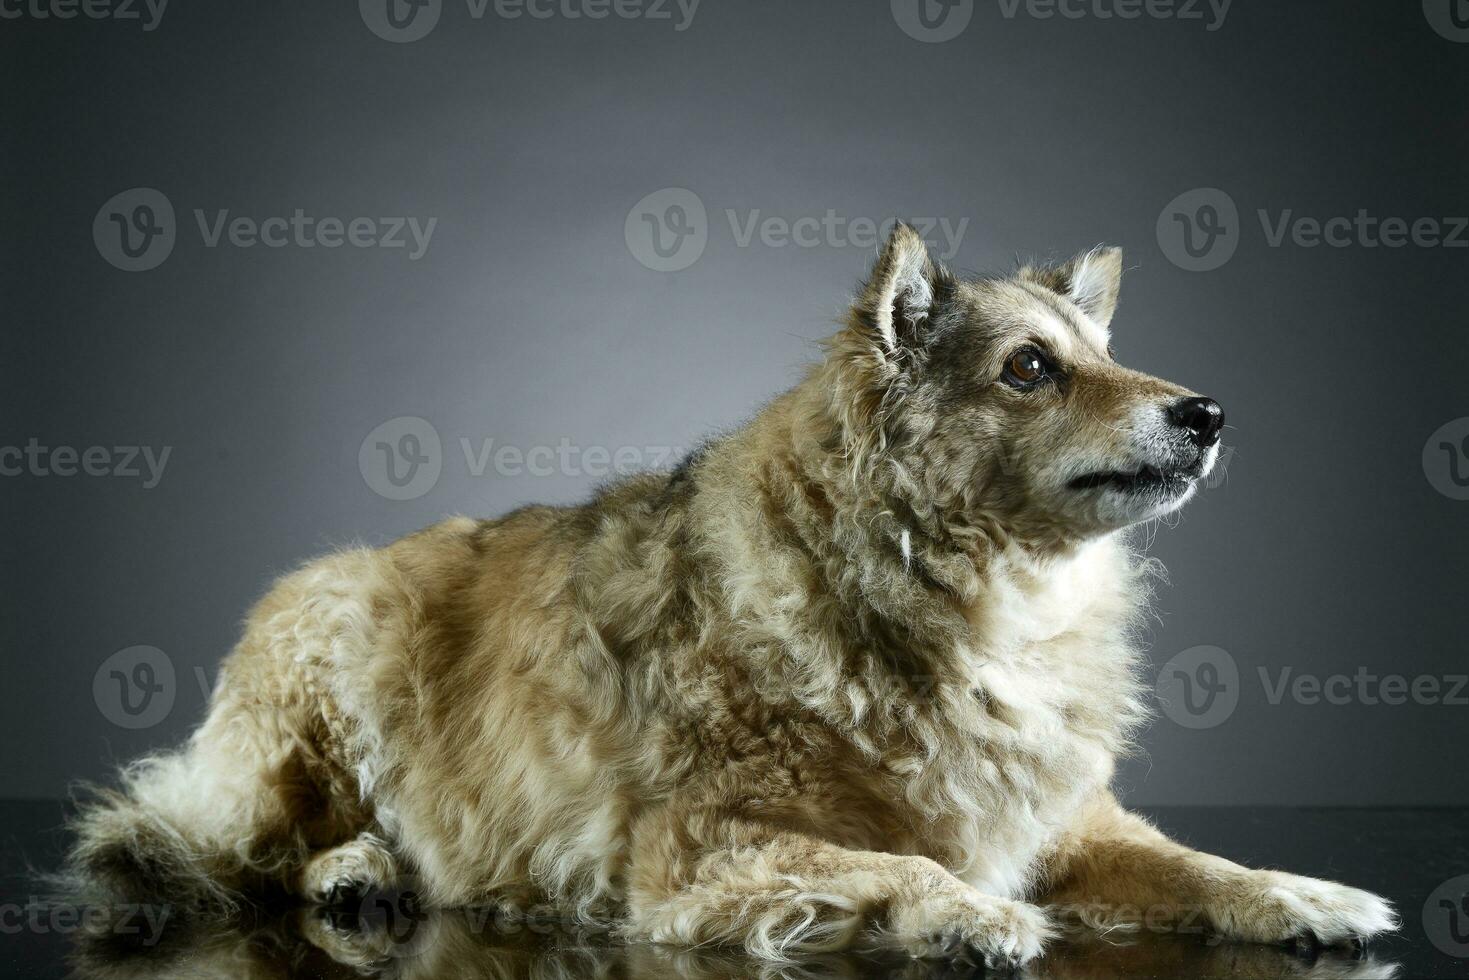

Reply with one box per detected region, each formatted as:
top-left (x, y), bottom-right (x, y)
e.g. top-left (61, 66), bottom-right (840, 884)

top-left (1069, 463), bottom-right (1200, 496)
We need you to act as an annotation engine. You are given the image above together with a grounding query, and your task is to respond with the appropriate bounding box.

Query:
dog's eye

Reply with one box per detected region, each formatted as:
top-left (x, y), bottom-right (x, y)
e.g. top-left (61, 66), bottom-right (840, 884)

top-left (1002, 348), bottom-right (1048, 387)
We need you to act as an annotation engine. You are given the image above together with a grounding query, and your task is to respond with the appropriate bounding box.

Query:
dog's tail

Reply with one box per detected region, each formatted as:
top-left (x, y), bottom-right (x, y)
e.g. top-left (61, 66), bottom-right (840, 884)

top-left (57, 747), bottom-right (287, 924)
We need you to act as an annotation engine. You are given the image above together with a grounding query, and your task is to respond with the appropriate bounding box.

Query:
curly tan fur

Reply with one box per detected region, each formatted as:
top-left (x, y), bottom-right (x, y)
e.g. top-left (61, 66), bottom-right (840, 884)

top-left (66, 226), bottom-right (1395, 965)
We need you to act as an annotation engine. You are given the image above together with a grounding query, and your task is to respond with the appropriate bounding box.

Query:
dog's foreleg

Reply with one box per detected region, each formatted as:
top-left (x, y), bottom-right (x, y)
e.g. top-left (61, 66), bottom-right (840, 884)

top-left (625, 817), bottom-right (1053, 965)
top-left (1040, 793), bottom-right (1397, 946)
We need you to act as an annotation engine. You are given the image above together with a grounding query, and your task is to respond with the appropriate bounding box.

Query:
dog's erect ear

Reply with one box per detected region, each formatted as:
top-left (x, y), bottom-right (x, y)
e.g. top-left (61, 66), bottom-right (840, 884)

top-left (1023, 246), bottom-right (1124, 329)
top-left (853, 223), bottom-right (949, 356)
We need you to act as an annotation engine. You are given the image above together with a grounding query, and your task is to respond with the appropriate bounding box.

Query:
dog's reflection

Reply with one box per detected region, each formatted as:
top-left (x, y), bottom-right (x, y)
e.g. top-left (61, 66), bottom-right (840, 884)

top-left (67, 894), bottom-right (1401, 980)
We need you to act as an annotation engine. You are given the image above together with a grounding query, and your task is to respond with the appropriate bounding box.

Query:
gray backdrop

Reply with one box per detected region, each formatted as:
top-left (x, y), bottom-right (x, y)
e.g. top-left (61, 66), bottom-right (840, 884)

top-left (3, 0), bottom-right (1466, 805)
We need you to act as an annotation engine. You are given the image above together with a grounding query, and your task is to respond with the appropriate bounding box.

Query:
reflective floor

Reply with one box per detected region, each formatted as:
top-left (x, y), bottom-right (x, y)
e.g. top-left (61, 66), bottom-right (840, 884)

top-left (3, 802), bottom-right (1465, 979)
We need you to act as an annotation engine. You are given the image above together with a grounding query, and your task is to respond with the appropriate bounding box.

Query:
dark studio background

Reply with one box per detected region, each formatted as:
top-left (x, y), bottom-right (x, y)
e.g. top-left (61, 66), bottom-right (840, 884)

top-left (2, 0), bottom-right (1466, 816)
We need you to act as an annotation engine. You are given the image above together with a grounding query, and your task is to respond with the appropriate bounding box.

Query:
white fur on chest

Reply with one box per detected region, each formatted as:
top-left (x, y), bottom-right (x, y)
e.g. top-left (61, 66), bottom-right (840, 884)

top-left (932, 539), bottom-right (1142, 898)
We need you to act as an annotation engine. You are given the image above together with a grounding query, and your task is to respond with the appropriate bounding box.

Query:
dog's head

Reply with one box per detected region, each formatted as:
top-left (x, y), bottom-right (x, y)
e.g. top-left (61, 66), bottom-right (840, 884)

top-left (833, 224), bottom-right (1223, 545)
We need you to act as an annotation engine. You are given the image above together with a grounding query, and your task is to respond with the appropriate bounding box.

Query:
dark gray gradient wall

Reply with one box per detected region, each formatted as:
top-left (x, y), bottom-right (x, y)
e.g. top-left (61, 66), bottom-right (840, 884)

top-left (3, 0), bottom-right (1466, 804)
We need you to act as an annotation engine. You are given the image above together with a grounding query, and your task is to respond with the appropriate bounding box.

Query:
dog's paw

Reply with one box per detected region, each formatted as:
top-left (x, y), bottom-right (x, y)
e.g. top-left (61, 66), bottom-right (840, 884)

top-left (1212, 871), bottom-right (1398, 947)
top-left (301, 834), bottom-right (399, 906)
top-left (891, 891), bottom-right (1054, 967)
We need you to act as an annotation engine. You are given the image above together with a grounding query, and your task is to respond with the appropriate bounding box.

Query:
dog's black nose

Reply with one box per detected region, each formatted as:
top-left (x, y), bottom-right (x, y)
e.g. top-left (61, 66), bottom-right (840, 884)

top-left (1168, 397), bottom-right (1225, 447)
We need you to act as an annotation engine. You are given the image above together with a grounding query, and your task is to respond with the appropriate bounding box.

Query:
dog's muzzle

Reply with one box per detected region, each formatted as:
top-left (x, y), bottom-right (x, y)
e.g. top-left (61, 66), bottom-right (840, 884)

top-left (1069, 396), bottom-right (1224, 496)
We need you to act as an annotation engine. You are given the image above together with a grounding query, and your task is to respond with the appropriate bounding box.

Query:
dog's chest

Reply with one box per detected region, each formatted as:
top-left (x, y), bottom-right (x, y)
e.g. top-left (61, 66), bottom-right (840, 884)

top-left (946, 647), bottom-right (1124, 896)
top-left (896, 546), bottom-right (1141, 897)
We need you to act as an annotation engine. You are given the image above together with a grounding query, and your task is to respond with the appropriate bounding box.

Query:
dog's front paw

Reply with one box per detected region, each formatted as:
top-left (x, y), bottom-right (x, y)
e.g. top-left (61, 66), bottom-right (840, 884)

top-left (1212, 871), bottom-right (1398, 947)
top-left (891, 891), bottom-right (1055, 967)
top-left (301, 834), bottom-right (399, 906)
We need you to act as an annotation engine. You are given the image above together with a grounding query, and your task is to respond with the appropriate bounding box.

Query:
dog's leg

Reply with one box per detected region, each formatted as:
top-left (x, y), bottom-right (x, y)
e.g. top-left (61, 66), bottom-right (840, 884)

top-left (301, 831), bottom-right (399, 905)
top-left (1040, 793), bottom-right (1397, 946)
top-left (626, 817), bottom-right (1053, 965)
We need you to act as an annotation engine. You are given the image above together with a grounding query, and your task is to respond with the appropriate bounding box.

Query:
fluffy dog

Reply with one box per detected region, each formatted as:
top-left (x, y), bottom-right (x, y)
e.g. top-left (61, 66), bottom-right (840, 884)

top-left (67, 226), bottom-right (1395, 966)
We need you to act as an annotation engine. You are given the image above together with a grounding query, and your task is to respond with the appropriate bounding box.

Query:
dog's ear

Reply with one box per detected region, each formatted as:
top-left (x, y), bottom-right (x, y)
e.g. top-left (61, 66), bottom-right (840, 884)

top-left (1023, 246), bottom-right (1123, 329)
top-left (852, 223), bottom-right (950, 356)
